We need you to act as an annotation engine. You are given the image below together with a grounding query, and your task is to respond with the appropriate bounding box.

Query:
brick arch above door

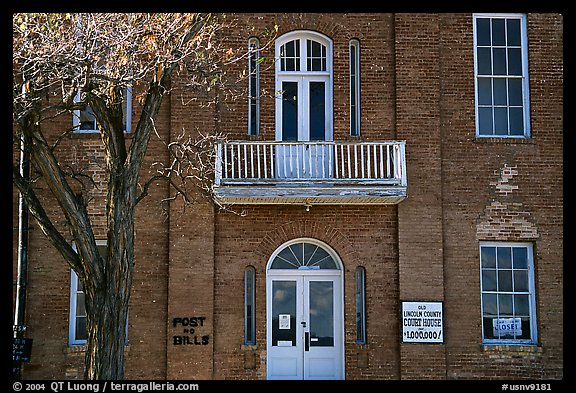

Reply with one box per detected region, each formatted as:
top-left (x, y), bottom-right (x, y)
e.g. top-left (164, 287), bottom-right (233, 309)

top-left (254, 219), bottom-right (357, 268)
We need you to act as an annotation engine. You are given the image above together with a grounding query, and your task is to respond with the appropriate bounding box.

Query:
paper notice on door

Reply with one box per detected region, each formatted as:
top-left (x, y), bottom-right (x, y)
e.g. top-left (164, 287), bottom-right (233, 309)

top-left (279, 314), bottom-right (291, 330)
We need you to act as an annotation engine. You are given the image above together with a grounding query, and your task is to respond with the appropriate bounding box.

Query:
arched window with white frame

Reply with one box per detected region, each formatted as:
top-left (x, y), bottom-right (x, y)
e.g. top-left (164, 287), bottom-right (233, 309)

top-left (274, 31), bottom-right (333, 179)
top-left (275, 31), bottom-right (333, 143)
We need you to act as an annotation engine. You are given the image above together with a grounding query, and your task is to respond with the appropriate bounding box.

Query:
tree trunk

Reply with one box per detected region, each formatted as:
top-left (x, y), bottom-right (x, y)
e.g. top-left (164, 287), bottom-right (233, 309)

top-left (84, 169), bottom-right (135, 380)
top-left (84, 283), bottom-right (130, 380)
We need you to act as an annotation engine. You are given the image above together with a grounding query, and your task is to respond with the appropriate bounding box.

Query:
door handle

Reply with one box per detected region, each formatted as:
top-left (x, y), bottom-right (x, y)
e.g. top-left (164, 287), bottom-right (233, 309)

top-left (304, 332), bottom-right (310, 351)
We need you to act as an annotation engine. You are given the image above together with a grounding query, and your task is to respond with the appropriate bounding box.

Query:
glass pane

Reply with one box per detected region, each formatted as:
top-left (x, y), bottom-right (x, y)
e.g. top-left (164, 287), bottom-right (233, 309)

top-left (507, 19), bottom-right (521, 46)
top-left (478, 107), bottom-right (493, 135)
top-left (282, 81), bottom-right (298, 141)
top-left (508, 78), bottom-right (523, 106)
top-left (513, 247), bottom-right (528, 269)
top-left (309, 281), bottom-right (334, 346)
top-left (272, 243), bottom-right (338, 270)
top-left (281, 40), bottom-right (300, 72)
top-left (244, 268), bottom-right (255, 344)
top-left (350, 44), bottom-right (357, 74)
top-left (482, 293), bottom-right (498, 316)
top-left (508, 48), bottom-right (522, 76)
top-left (272, 281), bottom-right (296, 346)
top-left (494, 107), bottom-right (508, 135)
top-left (270, 258), bottom-right (298, 269)
top-left (509, 108), bottom-right (524, 136)
top-left (80, 106), bottom-right (97, 130)
top-left (514, 294), bottom-right (530, 316)
top-left (311, 59), bottom-right (321, 71)
top-left (250, 101), bottom-right (258, 136)
top-left (478, 78), bottom-right (492, 105)
top-left (498, 247), bottom-right (512, 269)
top-left (285, 41), bottom-right (295, 57)
top-left (492, 48), bottom-right (507, 75)
top-left (476, 18), bottom-right (491, 46)
top-left (483, 317), bottom-right (495, 339)
top-left (493, 78), bottom-right (508, 105)
top-left (482, 270), bottom-right (497, 292)
top-left (274, 246), bottom-right (300, 269)
top-left (492, 19), bottom-right (506, 46)
top-left (76, 293), bottom-right (86, 317)
top-left (249, 48), bottom-right (258, 138)
top-left (122, 91), bottom-right (129, 131)
top-left (477, 47), bottom-right (492, 75)
top-left (355, 268), bottom-right (366, 343)
top-left (498, 270), bottom-right (513, 292)
top-left (519, 317), bottom-right (531, 340)
top-left (307, 40), bottom-right (326, 72)
top-left (309, 82), bottom-right (326, 141)
top-left (76, 316), bottom-right (87, 341)
top-left (514, 271), bottom-right (529, 292)
top-left (498, 294), bottom-right (513, 316)
top-left (481, 247), bottom-right (497, 268)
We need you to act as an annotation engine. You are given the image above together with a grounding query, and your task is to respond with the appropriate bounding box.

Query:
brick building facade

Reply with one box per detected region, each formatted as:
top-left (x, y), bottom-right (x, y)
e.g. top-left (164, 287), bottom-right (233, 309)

top-left (12, 13), bottom-right (563, 380)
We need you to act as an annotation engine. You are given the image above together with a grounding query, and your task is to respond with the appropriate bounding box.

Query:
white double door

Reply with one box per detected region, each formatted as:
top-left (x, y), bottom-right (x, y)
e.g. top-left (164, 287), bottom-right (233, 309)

top-left (275, 76), bottom-right (333, 179)
top-left (266, 272), bottom-right (343, 380)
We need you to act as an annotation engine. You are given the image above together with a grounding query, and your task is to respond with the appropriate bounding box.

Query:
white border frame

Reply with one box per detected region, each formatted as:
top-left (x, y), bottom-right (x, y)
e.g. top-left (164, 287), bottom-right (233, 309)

top-left (473, 13), bottom-right (531, 138)
top-left (479, 241), bottom-right (538, 345)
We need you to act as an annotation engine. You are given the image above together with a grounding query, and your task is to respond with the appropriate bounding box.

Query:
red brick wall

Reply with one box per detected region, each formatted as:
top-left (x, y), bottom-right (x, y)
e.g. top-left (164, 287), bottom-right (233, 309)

top-left (438, 13), bottom-right (563, 379)
top-left (213, 205), bottom-right (400, 379)
top-left (13, 12), bottom-right (562, 380)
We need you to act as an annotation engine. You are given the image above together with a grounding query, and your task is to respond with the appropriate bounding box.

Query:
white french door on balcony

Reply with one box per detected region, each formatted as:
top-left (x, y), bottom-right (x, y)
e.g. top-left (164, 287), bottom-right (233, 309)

top-left (275, 32), bottom-right (333, 179)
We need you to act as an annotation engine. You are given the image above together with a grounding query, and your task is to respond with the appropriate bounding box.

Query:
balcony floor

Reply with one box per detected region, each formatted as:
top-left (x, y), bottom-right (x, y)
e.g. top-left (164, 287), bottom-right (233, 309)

top-left (214, 180), bottom-right (407, 205)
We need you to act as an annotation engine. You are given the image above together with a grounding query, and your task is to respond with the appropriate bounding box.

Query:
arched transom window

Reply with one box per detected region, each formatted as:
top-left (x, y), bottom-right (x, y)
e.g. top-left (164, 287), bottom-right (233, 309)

top-left (279, 37), bottom-right (327, 72)
top-left (269, 240), bottom-right (340, 270)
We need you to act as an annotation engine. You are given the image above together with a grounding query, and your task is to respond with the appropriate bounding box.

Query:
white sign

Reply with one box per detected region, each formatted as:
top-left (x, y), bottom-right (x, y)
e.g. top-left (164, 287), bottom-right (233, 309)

top-left (493, 318), bottom-right (522, 337)
top-left (279, 314), bottom-right (291, 330)
top-left (401, 301), bottom-right (443, 343)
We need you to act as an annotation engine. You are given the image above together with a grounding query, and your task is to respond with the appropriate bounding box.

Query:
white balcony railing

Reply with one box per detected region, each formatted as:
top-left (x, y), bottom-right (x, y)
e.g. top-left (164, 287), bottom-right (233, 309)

top-left (215, 141), bottom-right (406, 184)
top-left (214, 140), bottom-right (407, 205)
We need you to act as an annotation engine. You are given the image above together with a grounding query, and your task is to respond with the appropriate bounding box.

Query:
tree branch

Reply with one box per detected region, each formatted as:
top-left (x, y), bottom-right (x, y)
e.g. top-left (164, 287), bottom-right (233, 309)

top-left (13, 164), bottom-right (83, 276)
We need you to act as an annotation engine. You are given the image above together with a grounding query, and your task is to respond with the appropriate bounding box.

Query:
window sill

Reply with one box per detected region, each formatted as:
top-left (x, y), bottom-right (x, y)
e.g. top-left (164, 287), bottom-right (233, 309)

top-left (64, 344), bottom-right (130, 354)
top-left (475, 136), bottom-right (534, 144)
top-left (481, 344), bottom-right (542, 353)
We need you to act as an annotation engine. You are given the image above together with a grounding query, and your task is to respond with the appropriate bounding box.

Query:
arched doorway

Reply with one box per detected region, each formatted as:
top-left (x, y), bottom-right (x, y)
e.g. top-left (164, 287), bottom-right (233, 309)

top-left (266, 239), bottom-right (344, 380)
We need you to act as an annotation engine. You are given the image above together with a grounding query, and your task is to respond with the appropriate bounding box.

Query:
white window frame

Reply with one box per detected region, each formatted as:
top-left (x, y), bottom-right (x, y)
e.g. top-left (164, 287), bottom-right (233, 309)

top-left (69, 240), bottom-right (129, 346)
top-left (68, 267), bottom-right (87, 345)
top-left (479, 242), bottom-right (538, 345)
top-left (69, 240), bottom-right (106, 345)
top-left (274, 31), bottom-right (333, 142)
top-left (244, 266), bottom-right (256, 345)
top-left (349, 39), bottom-right (361, 137)
top-left (72, 85), bottom-right (132, 134)
top-left (248, 37), bottom-right (260, 136)
top-left (473, 13), bottom-right (531, 138)
top-left (355, 266), bottom-right (366, 344)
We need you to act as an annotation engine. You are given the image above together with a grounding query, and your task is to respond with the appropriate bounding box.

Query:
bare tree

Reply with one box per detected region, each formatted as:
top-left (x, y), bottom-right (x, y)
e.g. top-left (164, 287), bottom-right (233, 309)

top-left (12, 13), bottom-right (261, 379)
